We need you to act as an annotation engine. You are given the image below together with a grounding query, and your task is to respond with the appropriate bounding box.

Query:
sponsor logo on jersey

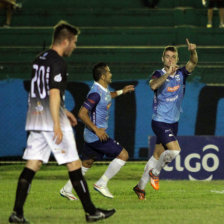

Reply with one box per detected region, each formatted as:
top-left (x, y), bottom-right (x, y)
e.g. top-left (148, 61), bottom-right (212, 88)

top-left (166, 95), bottom-right (178, 102)
top-left (167, 85), bottom-right (180, 92)
top-left (54, 74), bottom-right (62, 82)
top-left (105, 94), bottom-right (111, 102)
top-left (34, 101), bottom-right (44, 114)
top-left (107, 103), bottom-right (112, 110)
top-left (39, 52), bottom-right (48, 60)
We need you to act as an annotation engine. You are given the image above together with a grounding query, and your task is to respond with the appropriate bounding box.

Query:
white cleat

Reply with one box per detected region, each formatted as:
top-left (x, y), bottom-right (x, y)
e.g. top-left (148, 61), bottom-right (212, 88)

top-left (94, 184), bottom-right (114, 198)
top-left (60, 188), bottom-right (78, 201)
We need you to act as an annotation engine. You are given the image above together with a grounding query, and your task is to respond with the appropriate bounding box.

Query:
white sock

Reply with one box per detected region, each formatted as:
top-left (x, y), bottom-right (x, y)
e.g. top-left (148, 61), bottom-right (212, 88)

top-left (95, 158), bottom-right (126, 187)
top-left (63, 180), bottom-right (73, 193)
top-left (81, 166), bottom-right (89, 176)
top-left (138, 156), bottom-right (158, 190)
top-left (63, 166), bottom-right (89, 193)
top-left (152, 150), bottom-right (180, 176)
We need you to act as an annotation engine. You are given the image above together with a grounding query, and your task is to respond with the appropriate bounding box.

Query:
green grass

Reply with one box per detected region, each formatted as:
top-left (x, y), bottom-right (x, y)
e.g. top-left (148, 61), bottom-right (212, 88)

top-left (0, 162), bottom-right (224, 224)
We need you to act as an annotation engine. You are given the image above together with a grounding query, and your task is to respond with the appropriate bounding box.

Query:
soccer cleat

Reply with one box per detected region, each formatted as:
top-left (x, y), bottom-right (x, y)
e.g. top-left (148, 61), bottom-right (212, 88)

top-left (60, 187), bottom-right (78, 201)
top-left (86, 208), bottom-right (116, 222)
top-left (9, 212), bottom-right (30, 223)
top-left (149, 170), bottom-right (159, 190)
top-left (133, 185), bottom-right (146, 200)
top-left (93, 184), bottom-right (114, 198)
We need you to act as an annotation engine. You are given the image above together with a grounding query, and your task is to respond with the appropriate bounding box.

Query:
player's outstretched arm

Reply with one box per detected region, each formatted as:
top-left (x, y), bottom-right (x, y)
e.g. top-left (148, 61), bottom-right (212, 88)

top-left (185, 38), bottom-right (198, 73)
top-left (110, 85), bottom-right (135, 98)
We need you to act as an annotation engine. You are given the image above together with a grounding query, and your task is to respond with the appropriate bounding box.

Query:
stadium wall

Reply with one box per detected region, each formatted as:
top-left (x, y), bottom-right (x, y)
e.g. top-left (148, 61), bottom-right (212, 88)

top-left (1, 78), bottom-right (224, 160)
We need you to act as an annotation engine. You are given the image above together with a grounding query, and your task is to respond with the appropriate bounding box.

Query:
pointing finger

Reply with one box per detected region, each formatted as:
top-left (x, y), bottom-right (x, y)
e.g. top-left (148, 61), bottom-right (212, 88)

top-left (186, 38), bottom-right (190, 46)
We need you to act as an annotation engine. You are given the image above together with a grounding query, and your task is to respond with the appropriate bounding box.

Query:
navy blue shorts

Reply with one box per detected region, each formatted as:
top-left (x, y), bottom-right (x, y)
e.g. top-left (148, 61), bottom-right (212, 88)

top-left (208, 0), bottom-right (224, 8)
top-left (151, 120), bottom-right (178, 147)
top-left (81, 138), bottom-right (123, 161)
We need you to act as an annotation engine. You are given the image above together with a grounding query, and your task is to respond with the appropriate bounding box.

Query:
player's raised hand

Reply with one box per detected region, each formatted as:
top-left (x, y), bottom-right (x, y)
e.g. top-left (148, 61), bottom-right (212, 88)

top-left (123, 85), bottom-right (135, 94)
top-left (186, 38), bottom-right (196, 51)
top-left (167, 64), bottom-right (179, 75)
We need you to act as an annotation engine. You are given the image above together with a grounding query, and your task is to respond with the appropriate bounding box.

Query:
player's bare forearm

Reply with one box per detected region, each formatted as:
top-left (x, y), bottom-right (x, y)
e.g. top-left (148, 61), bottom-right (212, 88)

top-left (110, 92), bottom-right (117, 98)
top-left (110, 85), bottom-right (135, 98)
top-left (65, 109), bottom-right (77, 126)
top-left (185, 38), bottom-right (198, 73)
top-left (149, 73), bottom-right (169, 91)
top-left (78, 107), bottom-right (98, 133)
top-left (186, 50), bottom-right (198, 73)
top-left (1, 0), bottom-right (16, 6)
top-left (50, 89), bottom-right (61, 127)
top-left (50, 89), bottom-right (63, 144)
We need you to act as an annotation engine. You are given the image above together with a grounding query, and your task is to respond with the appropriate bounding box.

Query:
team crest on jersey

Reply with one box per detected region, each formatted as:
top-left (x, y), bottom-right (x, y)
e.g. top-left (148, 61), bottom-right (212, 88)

top-left (54, 74), bottom-right (62, 82)
top-left (175, 74), bottom-right (180, 81)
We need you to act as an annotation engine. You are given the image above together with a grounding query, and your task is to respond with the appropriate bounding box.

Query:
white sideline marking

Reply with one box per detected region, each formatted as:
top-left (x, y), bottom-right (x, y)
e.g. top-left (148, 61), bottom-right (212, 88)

top-left (211, 190), bottom-right (224, 194)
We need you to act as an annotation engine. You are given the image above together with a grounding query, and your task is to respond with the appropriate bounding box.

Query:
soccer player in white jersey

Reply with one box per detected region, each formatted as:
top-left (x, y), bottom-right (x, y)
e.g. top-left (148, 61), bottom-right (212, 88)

top-left (60, 62), bottom-right (135, 199)
top-left (133, 39), bottom-right (198, 200)
top-left (8, 21), bottom-right (115, 223)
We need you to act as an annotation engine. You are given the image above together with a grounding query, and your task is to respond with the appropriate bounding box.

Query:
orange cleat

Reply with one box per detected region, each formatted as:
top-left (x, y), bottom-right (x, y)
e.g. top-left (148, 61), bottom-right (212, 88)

top-left (149, 170), bottom-right (159, 190)
top-left (133, 185), bottom-right (146, 200)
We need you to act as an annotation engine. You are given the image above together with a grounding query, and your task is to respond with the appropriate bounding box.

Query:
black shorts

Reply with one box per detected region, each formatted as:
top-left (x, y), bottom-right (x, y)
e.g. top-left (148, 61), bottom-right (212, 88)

top-left (81, 138), bottom-right (123, 161)
top-left (208, 0), bottom-right (224, 8)
top-left (151, 120), bottom-right (178, 147)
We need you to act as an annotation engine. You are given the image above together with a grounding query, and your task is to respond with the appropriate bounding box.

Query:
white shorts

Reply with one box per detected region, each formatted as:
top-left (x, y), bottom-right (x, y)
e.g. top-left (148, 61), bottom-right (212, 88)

top-left (23, 131), bottom-right (79, 165)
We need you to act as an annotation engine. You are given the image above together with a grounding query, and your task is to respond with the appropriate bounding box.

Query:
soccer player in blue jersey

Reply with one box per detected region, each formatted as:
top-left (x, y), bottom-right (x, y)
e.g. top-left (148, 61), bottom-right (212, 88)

top-left (60, 62), bottom-right (135, 199)
top-left (133, 39), bottom-right (198, 200)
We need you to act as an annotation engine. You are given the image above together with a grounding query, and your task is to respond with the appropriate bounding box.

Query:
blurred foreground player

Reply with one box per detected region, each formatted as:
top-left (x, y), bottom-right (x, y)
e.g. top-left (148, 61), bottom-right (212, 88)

top-left (133, 39), bottom-right (198, 200)
top-left (8, 20), bottom-right (115, 223)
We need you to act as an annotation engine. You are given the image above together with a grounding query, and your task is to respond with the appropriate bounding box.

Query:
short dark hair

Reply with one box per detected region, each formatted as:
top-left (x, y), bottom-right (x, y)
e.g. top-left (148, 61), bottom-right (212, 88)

top-left (92, 62), bottom-right (108, 81)
top-left (53, 20), bottom-right (80, 44)
top-left (162, 46), bottom-right (178, 57)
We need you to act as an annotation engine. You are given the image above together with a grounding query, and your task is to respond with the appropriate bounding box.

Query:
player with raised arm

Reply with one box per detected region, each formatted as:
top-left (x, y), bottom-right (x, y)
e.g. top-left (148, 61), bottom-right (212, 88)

top-left (8, 21), bottom-right (115, 223)
top-left (133, 39), bottom-right (198, 200)
top-left (60, 62), bottom-right (134, 200)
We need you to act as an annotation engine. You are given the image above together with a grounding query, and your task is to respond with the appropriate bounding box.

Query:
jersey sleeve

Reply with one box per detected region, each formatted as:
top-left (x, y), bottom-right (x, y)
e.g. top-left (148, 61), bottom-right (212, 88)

top-left (178, 66), bottom-right (191, 77)
top-left (83, 92), bottom-right (101, 111)
top-left (151, 70), bottom-right (162, 80)
top-left (49, 60), bottom-right (66, 90)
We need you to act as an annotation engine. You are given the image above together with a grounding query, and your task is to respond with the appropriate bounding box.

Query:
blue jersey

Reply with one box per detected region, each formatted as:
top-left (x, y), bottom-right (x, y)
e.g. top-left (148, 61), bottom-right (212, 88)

top-left (151, 67), bottom-right (190, 123)
top-left (83, 82), bottom-right (112, 143)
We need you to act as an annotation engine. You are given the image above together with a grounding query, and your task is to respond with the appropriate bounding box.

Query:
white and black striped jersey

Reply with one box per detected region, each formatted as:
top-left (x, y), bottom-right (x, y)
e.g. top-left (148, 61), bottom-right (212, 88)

top-left (25, 49), bottom-right (72, 131)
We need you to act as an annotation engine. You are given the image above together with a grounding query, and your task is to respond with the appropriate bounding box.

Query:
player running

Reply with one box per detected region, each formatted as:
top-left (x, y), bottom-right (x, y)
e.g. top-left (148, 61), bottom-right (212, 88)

top-left (133, 39), bottom-right (198, 200)
top-left (60, 62), bottom-right (134, 200)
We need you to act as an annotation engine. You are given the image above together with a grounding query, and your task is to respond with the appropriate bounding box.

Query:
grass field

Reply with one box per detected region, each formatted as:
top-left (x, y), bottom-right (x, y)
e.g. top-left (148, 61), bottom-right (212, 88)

top-left (1, 162), bottom-right (224, 224)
